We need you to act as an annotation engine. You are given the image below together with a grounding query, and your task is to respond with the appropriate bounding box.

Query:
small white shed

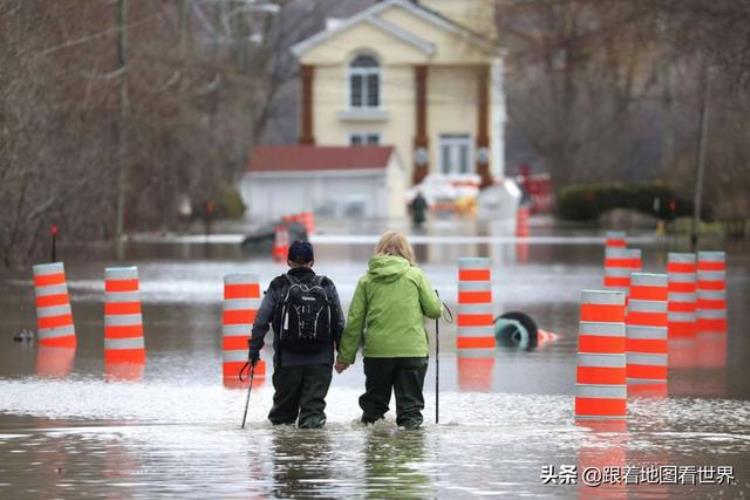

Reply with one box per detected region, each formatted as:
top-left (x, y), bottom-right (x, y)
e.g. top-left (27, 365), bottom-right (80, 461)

top-left (241, 145), bottom-right (406, 221)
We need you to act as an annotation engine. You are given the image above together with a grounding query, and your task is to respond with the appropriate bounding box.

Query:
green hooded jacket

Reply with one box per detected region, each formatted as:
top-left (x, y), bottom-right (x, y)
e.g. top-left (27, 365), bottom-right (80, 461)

top-left (338, 255), bottom-right (442, 363)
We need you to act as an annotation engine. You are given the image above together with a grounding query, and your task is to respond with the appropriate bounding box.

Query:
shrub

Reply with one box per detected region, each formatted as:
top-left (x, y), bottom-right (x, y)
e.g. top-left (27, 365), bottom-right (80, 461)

top-left (557, 182), bottom-right (694, 221)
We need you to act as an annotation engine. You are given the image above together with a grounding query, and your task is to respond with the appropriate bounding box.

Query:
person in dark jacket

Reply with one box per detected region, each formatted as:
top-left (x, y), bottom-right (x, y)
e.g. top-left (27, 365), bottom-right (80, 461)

top-left (249, 240), bottom-right (344, 428)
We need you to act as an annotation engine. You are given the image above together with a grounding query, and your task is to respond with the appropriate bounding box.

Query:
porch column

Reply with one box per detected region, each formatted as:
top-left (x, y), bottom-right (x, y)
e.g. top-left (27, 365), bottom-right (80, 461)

top-left (299, 64), bottom-right (315, 145)
top-left (412, 64), bottom-right (429, 185)
top-left (476, 65), bottom-right (492, 187)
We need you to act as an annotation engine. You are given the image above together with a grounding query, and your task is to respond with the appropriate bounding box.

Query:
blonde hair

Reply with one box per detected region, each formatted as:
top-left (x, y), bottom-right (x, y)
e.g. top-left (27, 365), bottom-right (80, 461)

top-left (374, 231), bottom-right (415, 265)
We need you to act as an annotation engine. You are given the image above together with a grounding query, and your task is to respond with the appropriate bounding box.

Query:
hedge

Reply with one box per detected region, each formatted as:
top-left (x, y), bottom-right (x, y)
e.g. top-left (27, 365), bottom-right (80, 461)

top-left (557, 182), bottom-right (694, 221)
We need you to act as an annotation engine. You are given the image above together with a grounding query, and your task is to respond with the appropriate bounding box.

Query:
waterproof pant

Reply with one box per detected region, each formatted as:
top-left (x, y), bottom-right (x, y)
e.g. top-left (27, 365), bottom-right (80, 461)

top-left (268, 364), bottom-right (332, 428)
top-left (359, 357), bottom-right (428, 429)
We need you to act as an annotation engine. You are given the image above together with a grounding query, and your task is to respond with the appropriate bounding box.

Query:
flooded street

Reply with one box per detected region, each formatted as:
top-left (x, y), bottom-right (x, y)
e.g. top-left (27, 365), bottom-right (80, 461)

top-left (1, 219), bottom-right (749, 497)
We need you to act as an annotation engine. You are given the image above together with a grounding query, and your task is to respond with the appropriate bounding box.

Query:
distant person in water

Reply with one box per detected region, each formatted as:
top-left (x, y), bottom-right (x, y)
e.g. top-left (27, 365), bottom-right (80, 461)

top-left (249, 241), bottom-right (344, 428)
top-left (409, 191), bottom-right (428, 229)
top-left (335, 231), bottom-right (442, 429)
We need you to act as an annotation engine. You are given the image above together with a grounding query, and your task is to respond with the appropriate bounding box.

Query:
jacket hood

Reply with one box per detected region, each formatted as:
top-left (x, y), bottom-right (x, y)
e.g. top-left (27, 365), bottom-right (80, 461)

top-left (367, 255), bottom-right (411, 282)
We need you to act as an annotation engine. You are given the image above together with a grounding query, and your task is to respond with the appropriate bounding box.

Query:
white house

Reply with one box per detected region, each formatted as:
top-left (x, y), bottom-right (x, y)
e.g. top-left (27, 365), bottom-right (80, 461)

top-left (242, 145), bottom-right (406, 220)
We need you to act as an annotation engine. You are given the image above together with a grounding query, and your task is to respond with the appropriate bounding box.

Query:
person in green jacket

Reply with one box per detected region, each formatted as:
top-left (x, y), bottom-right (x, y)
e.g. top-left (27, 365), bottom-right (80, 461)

top-left (335, 231), bottom-right (442, 429)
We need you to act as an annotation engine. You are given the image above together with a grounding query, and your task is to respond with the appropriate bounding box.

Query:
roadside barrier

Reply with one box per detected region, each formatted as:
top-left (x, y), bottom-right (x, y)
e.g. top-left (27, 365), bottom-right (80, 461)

top-left (104, 267), bottom-right (146, 364)
top-left (457, 257), bottom-right (495, 391)
top-left (223, 273), bottom-right (265, 387)
top-left (272, 225), bottom-right (289, 263)
top-left (457, 258), bottom-right (495, 352)
top-left (604, 248), bottom-right (641, 292)
top-left (667, 253), bottom-right (696, 339)
top-left (696, 251), bottom-right (727, 333)
top-left (575, 290), bottom-right (627, 419)
top-left (605, 231), bottom-right (626, 249)
top-left (33, 262), bottom-right (76, 348)
top-left (626, 273), bottom-right (668, 396)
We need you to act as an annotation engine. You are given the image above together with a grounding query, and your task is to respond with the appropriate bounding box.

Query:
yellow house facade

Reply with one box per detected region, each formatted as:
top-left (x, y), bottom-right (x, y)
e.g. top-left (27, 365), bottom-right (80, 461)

top-left (291, 0), bottom-right (506, 188)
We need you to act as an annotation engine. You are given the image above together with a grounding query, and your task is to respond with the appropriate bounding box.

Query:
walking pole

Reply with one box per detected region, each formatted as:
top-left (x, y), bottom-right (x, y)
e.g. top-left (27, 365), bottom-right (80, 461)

top-left (435, 289), bottom-right (440, 425)
top-left (240, 362), bottom-right (256, 430)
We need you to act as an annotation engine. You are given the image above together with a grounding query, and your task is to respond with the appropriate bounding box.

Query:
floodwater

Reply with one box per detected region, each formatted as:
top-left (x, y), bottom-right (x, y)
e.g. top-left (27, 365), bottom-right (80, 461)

top-left (1, 218), bottom-right (749, 498)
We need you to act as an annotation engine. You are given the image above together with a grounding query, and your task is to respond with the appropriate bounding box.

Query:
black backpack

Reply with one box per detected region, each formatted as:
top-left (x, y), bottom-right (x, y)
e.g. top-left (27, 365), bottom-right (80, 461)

top-left (278, 274), bottom-right (332, 354)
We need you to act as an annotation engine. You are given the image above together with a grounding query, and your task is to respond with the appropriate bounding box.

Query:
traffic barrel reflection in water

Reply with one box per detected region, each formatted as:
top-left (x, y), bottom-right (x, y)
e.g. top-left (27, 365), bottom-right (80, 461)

top-left (223, 273), bottom-right (265, 388)
top-left (456, 257), bottom-right (495, 391)
top-left (35, 346), bottom-right (75, 378)
top-left (32, 262), bottom-right (77, 348)
top-left (575, 290), bottom-right (627, 419)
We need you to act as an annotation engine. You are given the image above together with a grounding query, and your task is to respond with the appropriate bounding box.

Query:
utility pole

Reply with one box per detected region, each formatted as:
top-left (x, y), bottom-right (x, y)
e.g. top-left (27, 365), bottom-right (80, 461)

top-left (115, 0), bottom-right (129, 260)
top-left (691, 64), bottom-right (712, 251)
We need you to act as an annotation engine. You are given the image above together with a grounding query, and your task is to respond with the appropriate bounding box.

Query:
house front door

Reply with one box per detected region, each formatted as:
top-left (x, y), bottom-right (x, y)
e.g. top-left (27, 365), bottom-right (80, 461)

top-left (439, 134), bottom-right (473, 175)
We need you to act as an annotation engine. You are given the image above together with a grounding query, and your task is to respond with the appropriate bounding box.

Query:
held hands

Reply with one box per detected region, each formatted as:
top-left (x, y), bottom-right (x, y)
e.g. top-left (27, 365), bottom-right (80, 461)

top-left (334, 357), bottom-right (350, 374)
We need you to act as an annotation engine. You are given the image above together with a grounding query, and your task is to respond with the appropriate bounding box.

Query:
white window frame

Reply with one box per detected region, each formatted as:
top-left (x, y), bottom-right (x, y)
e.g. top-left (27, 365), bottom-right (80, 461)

top-left (349, 132), bottom-right (381, 146)
top-left (347, 53), bottom-right (381, 110)
top-left (438, 134), bottom-right (474, 174)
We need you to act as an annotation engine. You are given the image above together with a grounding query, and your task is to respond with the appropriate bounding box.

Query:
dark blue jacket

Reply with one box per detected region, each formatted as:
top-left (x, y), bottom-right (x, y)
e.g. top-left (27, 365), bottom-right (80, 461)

top-left (250, 266), bottom-right (344, 367)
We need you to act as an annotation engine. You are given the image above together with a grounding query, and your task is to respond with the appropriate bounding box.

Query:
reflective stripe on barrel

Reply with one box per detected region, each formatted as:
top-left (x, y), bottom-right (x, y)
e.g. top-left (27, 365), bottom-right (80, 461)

top-left (696, 252), bottom-right (727, 333)
top-left (457, 258), bottom-right (495, 352)
top-left (104, 267), bottom-right (145, 363)
top-left (576, 290), bottom-right (626, 418)
top-left (33, 262), bottom-right (76, 348)
top-left (223, 273), bottom-right (265, 380)
top-left (667, 253), bottom-right (696, 339)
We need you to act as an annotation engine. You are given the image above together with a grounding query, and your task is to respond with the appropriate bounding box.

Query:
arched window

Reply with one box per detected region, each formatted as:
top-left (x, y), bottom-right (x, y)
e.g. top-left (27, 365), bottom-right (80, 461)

top-left (349, 54), bottom-right (380, 109)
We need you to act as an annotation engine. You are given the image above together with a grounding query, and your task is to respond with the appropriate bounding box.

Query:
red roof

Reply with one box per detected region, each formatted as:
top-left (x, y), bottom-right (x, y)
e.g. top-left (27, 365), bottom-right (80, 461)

top-left (248, 145), bottom-right (394, 172)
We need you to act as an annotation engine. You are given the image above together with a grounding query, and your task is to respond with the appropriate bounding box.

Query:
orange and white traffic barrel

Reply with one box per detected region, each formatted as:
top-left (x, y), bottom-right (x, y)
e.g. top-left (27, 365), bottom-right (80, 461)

top-left (667, 253), bottom-right (696, 339)
top-left (272, 224), bottom-right (290, 263)
top-left (457, 257), bottom-right (495, 392)
top-left (223, 273), bottom-right (265, 387)
top-left (605, 231), bottom-right (626, 249)
top-left (104, 267), bottom-right (146, 364)
top-left (300, 211), bottom-right (316, 235)
top-left (696, 251), bottom-right (727, 333)
top-left (33, 262), bottom-right (76, 348)
top-left (604, 248), bottom-right (641, 291)
top-left (457, 257), bottom-right (495, 352)
top-left (626, 273), bottom-right (668, 395)
top-left (515, 206), bottom-right (530, 237)
top-left (575, 290), bottom-right (627, 419)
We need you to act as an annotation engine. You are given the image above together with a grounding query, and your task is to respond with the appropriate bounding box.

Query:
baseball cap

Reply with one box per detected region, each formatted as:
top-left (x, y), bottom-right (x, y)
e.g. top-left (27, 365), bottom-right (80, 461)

top-left (288, 240), bottom-right (314, 263)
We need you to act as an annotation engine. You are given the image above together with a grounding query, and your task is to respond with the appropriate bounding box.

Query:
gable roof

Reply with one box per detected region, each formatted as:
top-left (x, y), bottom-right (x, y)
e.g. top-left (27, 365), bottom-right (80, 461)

top-left (290, 0), bottom-right (495, 58)
top-left (248, 145), bottom-right (395, 173)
